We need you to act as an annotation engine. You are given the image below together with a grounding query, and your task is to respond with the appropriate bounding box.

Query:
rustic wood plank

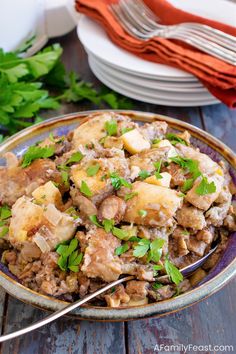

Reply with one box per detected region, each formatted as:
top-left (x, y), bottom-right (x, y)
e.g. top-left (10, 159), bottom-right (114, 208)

top-left (201, 104), bottom-right (236, 151)
top-left (127, 278), bottom-right (236, 354)
top-left (0, 287), bottom-right (6, 332)
top-left (1, 297), bottom-right (125, 354)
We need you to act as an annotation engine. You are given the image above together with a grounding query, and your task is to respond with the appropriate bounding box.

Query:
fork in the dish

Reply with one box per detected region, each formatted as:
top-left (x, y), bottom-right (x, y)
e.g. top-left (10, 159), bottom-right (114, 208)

top-left (109, 0), bottom-right (236, 65)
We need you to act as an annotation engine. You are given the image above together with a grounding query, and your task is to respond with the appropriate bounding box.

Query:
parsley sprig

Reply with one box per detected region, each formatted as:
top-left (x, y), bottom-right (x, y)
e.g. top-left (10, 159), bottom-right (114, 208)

top-left (166, 133), bottom-right (188, 146)
top-left (133, 238), bottom-right (165, 262)
top-left (110, 172), bottom-right (131, 190)
top-left (0, 205), bottom-right (11, 238)
top-left (56, 238), bottom-right (83, 272)
top-left (21, 145), bottom-right (55, 168)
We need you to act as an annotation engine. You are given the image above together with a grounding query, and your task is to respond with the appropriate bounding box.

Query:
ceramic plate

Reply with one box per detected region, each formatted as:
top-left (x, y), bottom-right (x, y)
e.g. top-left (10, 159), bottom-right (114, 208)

top-left (0, 110), bottom-right (235, 321)
top-left (88, 59), bottom-right (219, 107)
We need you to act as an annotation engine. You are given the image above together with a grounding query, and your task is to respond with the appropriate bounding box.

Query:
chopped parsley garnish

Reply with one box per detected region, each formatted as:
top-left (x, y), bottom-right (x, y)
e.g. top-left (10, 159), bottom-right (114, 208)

top-left (115, 243), bottom-right (129, 256)
top-left (195, 176), bottom-right (216, 195)
top-left (153, 160), bottom-right (163, 180)
top-left (166, 133), bottom-right (188, 146)
top-left (0, 226), bottom-right (9, 238)
top-left (112, 227), bottom-right (129, 240)
top-left (124, 192), bottom-right (138, 201)
top-left (133, 239), bottom-right (150, 258)
top-left (150, 239), bottom-right (165, 263)
top-left (182, 229), bottom-right (190, 236)
top-left (152, 138), bottom-right (161, 145)
top-left (152, 282), bottom-right (163, 290)
top-left (138, 170), bottom-right (150, 180)
top-left (121, 127), bottom-right (133, 135)
top-left (56, 238), bottom-right (83, 272)
top-left (80, 180), bottom-right (93, 197)
top-left (86, 163), bottom-right (100, 177)
top-left (138, 209), bottom-right (147, 218)
top-left (153, 264), bottom-right (163, 276)
top-left (0, 205), bottom-right (11, 220)
top-left (61, 170), bottom-right (69, 187)
top-left (89, 215), bottom-right (102, 227)
top-left (49, 132), bottom-right (55, 142)
top-left (66, 151), bottom-right (83, 165)
top-left (129, 236), bottom-right (141, 242)
top-left (133, 238), bottom-right (165, 262)
top-left (21, 145), bottom-right (55, 168)
top-left (105, 119), bottom-right (117, 136)
top-left (110, 172), bottom-right (131, 190)
top-left (170, 156), bottom-right (201, 179)
top-left (164, 256), bottom-right (183, 285)
top-left (102, 219), bottom-right (114, 233)
top-left (182, 178), bottom-right (194, 192)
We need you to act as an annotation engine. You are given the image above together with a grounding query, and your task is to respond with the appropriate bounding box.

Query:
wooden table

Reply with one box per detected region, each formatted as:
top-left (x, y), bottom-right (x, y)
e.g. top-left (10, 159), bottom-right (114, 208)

top-left (1, 30), bottom-right (236, 354)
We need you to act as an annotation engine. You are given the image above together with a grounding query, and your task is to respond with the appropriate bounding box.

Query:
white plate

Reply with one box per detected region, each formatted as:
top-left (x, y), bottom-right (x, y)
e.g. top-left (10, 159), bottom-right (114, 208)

top-left (89, 54), bottom-right (206, 93)
top-left (77, 0), bottom-right (234, 81)
top-left (89, 58), bottom-right (219, 107)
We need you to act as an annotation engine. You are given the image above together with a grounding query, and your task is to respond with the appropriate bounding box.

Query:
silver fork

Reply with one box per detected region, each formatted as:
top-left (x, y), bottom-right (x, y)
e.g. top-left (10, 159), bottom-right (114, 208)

top-left (110, 0), bottom-right (236, 65)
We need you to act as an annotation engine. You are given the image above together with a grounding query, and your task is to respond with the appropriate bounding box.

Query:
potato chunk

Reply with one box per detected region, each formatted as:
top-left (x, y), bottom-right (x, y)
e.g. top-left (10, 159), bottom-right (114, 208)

top-left (32, 181), bottom-right (63, 209)
top-left (71, 163), bottom-right (106, 196)
top-left (145, 172), bottom-right (171, 188)
top-left (72, 113), bottom-right (112, 148)
top-left (156, 139), bottom-right (177, 158)
top-left (121, 129), bottom-right (150, 154)
top-left (9, 196), bottom-right (76, 250)
top-left (185, 175), bottom-right (224, 211)
top-left (124, 181), bottom-right (182, 226)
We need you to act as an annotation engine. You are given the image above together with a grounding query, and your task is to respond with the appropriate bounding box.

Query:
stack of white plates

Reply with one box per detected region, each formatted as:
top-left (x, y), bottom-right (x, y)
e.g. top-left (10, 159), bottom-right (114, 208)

top-left (77, 0), bottom-right (234, 107)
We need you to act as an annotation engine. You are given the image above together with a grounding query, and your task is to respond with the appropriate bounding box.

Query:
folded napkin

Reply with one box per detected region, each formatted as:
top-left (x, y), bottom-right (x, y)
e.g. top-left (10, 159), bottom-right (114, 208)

top-left (75, 0), bottom-right (236, 108)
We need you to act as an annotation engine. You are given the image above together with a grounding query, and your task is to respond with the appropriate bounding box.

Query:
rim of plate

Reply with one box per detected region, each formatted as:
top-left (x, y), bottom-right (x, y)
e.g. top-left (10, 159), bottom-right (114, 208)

top-left (89, 55), bottom-right (205, 92)
top-left (0, 110), bottom-right (235, 321)
top-left (88, 59), bottom-right (219, 107)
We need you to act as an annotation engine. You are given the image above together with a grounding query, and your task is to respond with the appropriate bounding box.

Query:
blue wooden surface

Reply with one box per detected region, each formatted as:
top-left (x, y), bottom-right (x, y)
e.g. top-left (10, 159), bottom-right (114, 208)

top-left (0, 30), bottom-right (236, 354)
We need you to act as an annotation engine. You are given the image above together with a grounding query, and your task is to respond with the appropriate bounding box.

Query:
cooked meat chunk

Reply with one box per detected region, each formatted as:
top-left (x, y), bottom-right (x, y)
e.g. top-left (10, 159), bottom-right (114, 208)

top-left (105, 285), bottom-right (130, 307)
top-left (187, 238), bottom-right (207, 257)
top-left (125, 280), bottom-right (149, 300)
top-left (205, 187), bottom-right (232, 226)
top-left (81, 228), bottom-right (122, 282)
top-left (196, 229), bottom-right (214, 245)
top-left (70, 187), bottom-right (97, 217)
top-left (176, 205), bottom-right (206, 230)
top-left (98, 196), bottom-right (126, 223)
top-left (139, 121), bottom-right (168, 142)
top-left (185, 175), bottom-right (224, 211)
top-left (166, 163), bottom-right (186, 187)
top-left (149, 285), bottom-right (175, 301)
top-left (124, 182), bottom-right (183, 226)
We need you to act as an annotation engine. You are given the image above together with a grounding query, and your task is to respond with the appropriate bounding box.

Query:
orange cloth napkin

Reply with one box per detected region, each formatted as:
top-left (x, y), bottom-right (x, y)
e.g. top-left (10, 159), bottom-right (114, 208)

top-left (75, 0), bottom-right (236, 108)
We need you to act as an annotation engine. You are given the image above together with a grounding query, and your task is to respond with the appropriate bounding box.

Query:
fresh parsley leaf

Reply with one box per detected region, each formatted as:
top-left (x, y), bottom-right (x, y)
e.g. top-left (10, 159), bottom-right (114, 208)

top-left (154, 171), bottom-right (163, 180)
top-left (0, 205), bottom-right (11, 220)
top-left (112, 227), bottom-right (129, 240)
top-left (49, 132), bottom-right (55, 142)
top-left (195, 176), bottom-right (216, 195)
top-left (153, 265), bottom-right (163, 276)
top-left (152, 282), bottom-right (163, 290)
top-left (150, 239), bottom-right (165, 263)
top-left (133, 239), bottom-right (150, 258)
top-left (86, 163), bottom-right (100, 177)
top-left (89, 215), bottom-right (102, 227)
top-left (21, 145), bottom-right (55, 167)
top-left (170, 156), bottom-right (201, 180)
top-left (129, 236), bottom-right (141, 242)
top-left (110, 172), bottom-right (131, 190)
top-left (103, 219), bottom-right (114, 233)
top-left (138, 209), bottom-right (147, 218)
top-left (138, 170), bottom-right (150, 180)
top-left (66, 151), bottom-right (83, 165)
top-left (152, 138), bottom-right (161, 145)
top-left (80, 180), bottom-right (93, 197)
top-left (164, 257), bottom-right (183, 285)
top-left (105, 119), bottom-right (117, 136)
top-left (153, 161), bottom-right (162, 173)
top-left (166, 133), bottom-right (188, 146)
top-left (124, 192), bottom-right (138, 201)
top-left (61, 170), bottom-right (69, 187)
top-left (121, 127), bottom-right (133, 135)
top-left (56, 238), bottom-right (82, 272)
top-left (182, 178), bottom-right (194, 192)
top-left (115, 243), bottom-right (129, 256)
top-left (0, 226), bottom-right (9, 238)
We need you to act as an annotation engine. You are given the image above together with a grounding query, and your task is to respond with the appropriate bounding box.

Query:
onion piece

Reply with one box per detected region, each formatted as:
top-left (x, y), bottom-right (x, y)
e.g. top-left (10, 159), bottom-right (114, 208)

top-left (33, 233), bottom-right (51, 253)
